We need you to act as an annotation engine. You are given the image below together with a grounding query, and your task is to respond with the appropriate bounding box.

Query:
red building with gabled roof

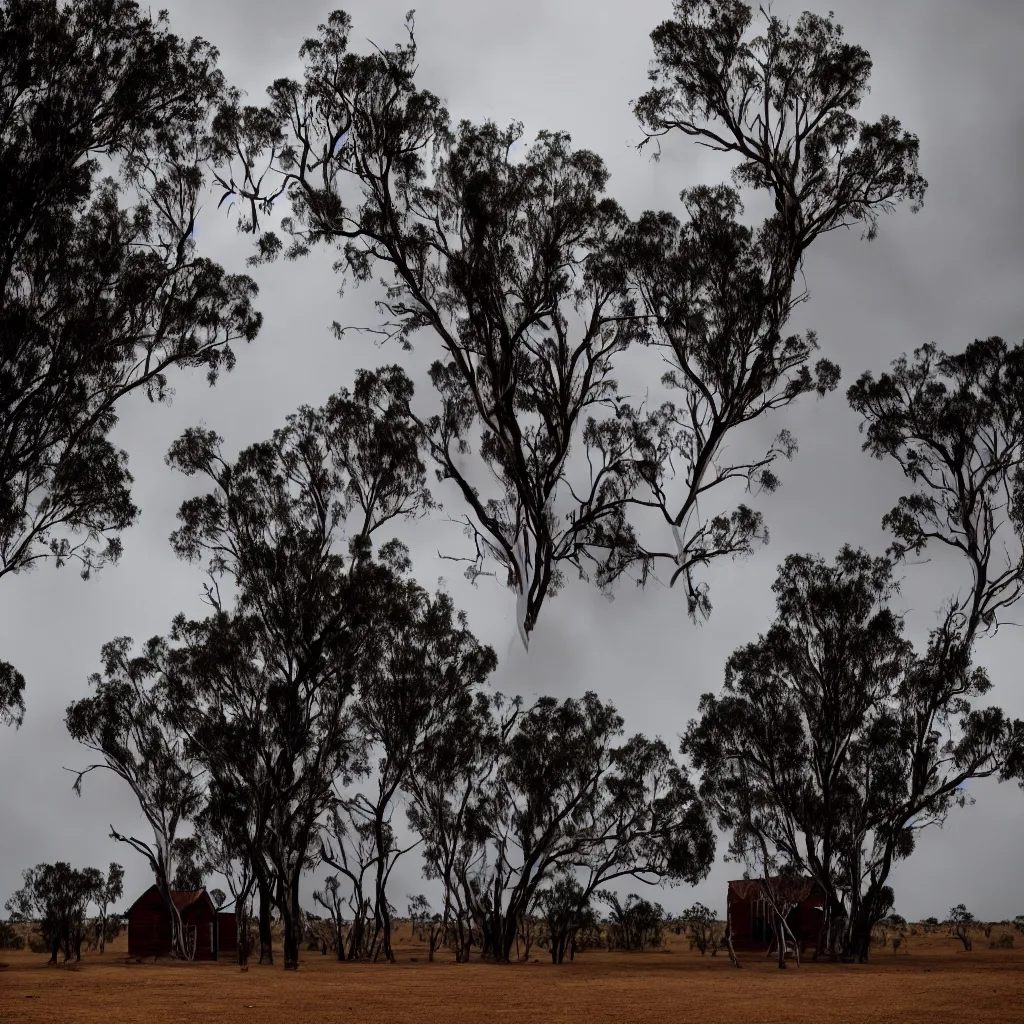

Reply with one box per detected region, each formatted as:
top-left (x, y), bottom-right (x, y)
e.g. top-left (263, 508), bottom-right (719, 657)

top-left (726, 877), bottom-right (825, 955)
top-left (126, 885), bottom-right (218, 960)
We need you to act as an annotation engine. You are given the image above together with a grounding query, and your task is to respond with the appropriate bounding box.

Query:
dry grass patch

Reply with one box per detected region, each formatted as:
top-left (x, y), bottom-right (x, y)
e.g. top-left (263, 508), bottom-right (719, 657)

top-left (2, 925), bottom-right (1023, 1024)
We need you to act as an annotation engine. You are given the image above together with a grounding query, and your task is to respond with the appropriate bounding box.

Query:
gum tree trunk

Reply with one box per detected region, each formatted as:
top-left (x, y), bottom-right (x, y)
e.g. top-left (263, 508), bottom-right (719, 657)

top-left (281, 868), bottom-right (302, 970)
top-left (255, 866), bottom-right (274, 965)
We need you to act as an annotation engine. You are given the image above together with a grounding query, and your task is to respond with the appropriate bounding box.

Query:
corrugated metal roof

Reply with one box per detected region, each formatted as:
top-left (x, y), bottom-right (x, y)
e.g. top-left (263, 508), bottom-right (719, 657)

top-left (126, 884), bottom-right (214, 915)
top-left (727, 876), bottom-right (819, 902)
top-left (171, 889), bottom-right (208, 912)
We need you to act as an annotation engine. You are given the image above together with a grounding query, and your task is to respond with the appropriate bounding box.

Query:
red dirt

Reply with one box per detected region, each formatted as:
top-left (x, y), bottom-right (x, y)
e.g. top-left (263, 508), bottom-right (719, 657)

top-left (2, 926), bottom-right (1022, 1023)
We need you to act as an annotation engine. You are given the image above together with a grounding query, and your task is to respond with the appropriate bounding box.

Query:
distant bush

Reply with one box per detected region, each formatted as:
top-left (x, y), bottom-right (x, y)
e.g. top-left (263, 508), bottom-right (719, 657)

top-left (0, 920), bottom-right (25, 950)
top-left (679, 904), bottom-right (724, 956)
top-left (602, 894), bottom-right (665, 951)
top-left (873, 914), bottom-right (908, 950)
top-left (990, 933), bottom-right (1014, 950)
top-left (947, 905), bottom-right (974, 952)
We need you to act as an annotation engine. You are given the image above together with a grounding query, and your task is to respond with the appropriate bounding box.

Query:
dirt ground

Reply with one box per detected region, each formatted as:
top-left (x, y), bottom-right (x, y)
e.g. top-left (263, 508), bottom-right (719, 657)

top-left (2, 924), bottom-right (1023, 1024)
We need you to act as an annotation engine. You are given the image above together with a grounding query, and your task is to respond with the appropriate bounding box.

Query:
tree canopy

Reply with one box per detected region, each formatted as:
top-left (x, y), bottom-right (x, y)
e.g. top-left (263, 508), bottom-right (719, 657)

top-left (0, 0), bottom-right (261, 720)
top-left (206, 2), bottom-right (925, 643)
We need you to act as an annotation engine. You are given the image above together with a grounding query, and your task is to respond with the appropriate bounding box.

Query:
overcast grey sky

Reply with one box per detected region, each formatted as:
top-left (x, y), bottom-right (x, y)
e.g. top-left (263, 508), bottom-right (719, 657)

top-left (2, 0), bottom-right (1023, 924)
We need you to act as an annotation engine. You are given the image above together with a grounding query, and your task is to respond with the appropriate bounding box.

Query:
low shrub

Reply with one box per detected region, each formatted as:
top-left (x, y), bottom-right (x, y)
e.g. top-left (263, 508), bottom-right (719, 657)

top-left (0, 921), bottom-right (25, 950)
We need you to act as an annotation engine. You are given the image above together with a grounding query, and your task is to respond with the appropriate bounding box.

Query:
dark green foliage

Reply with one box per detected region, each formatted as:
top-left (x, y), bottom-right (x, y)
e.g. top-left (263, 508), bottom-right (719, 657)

top-left (160, 368), bottom-right (433, 970)
top-left (948, 904), bottom-right (974, 951)
top-left (170, 836), bottom-right (208, 892)
top-left (603, 0), bottom-right (924, 613)
top-left (600, 182), bottom-right (835, 613)
top-left (685, 547), bottom-right (1024, 962)
top-left (192, 801), bottom-right (258, 965)
top-left (635, 2), bottom-right (926, 244)
top-left (90, 862), bottom-right (124, 954)
top-left (873, 913), bottom-right (908, 953)
top-left (533, 876), bottom-right (599, 964)
top-left (404, 689), bottom-right (495, 963)
top-left (446, 692), bottom-right (712, 962)
top-left (0, 660), bottom-right (25, 728)
top-left (680, 902), bottom-right (723, 955)
top-left (211, 14), bottom-right (644, 645)
top-left (0, 919), bottom-right (25, 949)
top-left (0, 0), bottom-right (261, 709)
top-left (602, 893), bottom-right (665, 950)
top-left (207, 4), bottom-right (924, 641)
top-left (65, 638), bottom-right (202, 960)
top-left (849, 338), bottom-right (1024, 639)
top-left (5, 862), bottom-right (106, 963)
top-left (343, 585), bottom-right (496, 962)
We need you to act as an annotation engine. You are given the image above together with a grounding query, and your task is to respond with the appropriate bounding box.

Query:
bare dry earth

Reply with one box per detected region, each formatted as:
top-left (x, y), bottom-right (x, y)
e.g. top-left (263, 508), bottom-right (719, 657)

top-left (2, 925), bottom-right (1023, 1024)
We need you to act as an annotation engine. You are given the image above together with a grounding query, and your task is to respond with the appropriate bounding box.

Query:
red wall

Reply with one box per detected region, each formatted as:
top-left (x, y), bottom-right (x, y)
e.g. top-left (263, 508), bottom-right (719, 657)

top-left (182, 898), bottom-right (216, 961)
top-left (727, 887), bottom-right (824, 953)
top-left (127, 887), bottom-right (218, 961)
top-left (127, 887), bottom-right (173, 959)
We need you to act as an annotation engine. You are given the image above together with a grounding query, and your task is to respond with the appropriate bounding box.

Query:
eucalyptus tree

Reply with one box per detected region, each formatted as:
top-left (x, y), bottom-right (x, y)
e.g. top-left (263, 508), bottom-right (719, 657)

top-left (532, 876), bottom-right (599, 964)
top-left (685, 547), bottom-right (1024, 962)
top-left (91, 862), bottom-right (125, 955)
top-left (0, 0), bottom-right (261, 716)
top-left (948, 904), bottom-right (975, 952)
top-left (349, 586), bottom-right (496, 962)
top-left (164, 611), bottom-right (278, 962)
top-left (65, 636), bottom-right (203, 959)
top-left (574, 732), bottom-right (715, 903)
top-left (603, 1), bottom-right (926, 613)
top-left (194, 791), bottom-right (259, 965)
top-left (679, 902), bottom-right (723, 957)
top-left (210, 11), bottom-right (647, 647)
top-left (163, 365), bottom-right (431, 970)
top-left (520, 730), bottom-right (712, 962)
top-left (455, 692), bottom-right (712, 962)
top-left (848, 337), bottom-right (1024, 640)
top-left (318, 800), bottom-right (379, 960)
top-left (205, 3), bottom-right (925, 644)
top-left (602, 892), bottom-right (666, 951)
top-left (311, 875), bottom-right (348, 961)
top-left (404, 689), bottom-right (497, 962)
top-left (6, 861), bottom-right (108, 964)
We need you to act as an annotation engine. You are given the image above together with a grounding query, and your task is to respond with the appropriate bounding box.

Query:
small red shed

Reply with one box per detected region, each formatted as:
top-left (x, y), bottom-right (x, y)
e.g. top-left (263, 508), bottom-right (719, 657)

top-left (126, 886), bottom-right (218, 960)
top-left (726, 877), bottom-right (825, 954)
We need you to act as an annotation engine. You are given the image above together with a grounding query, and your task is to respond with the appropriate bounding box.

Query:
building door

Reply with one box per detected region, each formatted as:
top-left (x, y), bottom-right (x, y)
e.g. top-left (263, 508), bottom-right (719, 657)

top-left (752, 898), bottom-right (769, 943)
